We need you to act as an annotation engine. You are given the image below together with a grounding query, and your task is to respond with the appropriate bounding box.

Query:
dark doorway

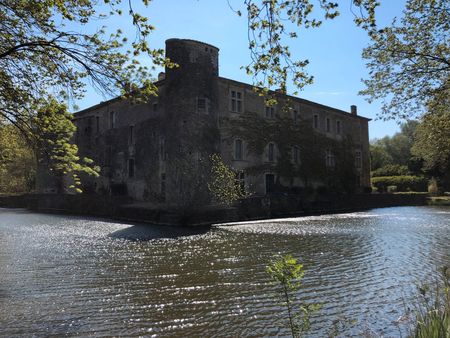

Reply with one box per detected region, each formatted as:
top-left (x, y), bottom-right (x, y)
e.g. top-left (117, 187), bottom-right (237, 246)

top-left (265, 174), bottom-right (275, 194)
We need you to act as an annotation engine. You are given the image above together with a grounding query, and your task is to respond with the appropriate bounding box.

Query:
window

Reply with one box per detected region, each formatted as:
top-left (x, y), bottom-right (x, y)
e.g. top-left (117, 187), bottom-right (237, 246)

top-left (235, 171), bottom-right (245, 192)
top-left (129, 125), bottom-right (134, 144)
top-left (267, 143), bottom-right (275, 162)
top-left (152, 102), bottom-right (158, 112)
top-left (336, 120), bottom-right (341, 135)
top-left (313, 114), bottom-right (319, 129)
top-left (161, 173), bottom-right (166, 197)
top-left (326, 117), bottom-right (331, 133)
top-left (292, 146), bottom-right (300, 164)
top-left (84, 118), bottom-right (92, 135)
top-left (234, 139), bottom-right (243, 160)
top-left (230, 90), bottom-right (243, 112)
top-left (109, 111), bottom-right (116, 128)
top-left (96, 116), bottom-right (100, 133)
top-left (355, 150), bottom-right (362, 169)
top-left (160, 137), bottom-right (167, 161)
top-left (189, 50), bottom-right (198, 63)
top-left (265, 105), bottom-right (276, 119)
top-left (292, 110), bottom-right (299, 124)
top-left (128, 159), bottom-right (135, 178)
top-left (265, 173), bottom-right (275, 194)
top-left (104, 146), bottom-right (112, 166)
top-left (197, 97), bottom-right (210, 113)
top-left (325, 149), bottom-right (335, 168)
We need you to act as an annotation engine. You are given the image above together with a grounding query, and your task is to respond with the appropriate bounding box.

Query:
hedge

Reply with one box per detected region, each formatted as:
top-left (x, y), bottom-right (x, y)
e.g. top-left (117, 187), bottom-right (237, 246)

top-left (371, 164), bottom-right (410, 177)
top-left (371, 176), bottom-right (428, 192)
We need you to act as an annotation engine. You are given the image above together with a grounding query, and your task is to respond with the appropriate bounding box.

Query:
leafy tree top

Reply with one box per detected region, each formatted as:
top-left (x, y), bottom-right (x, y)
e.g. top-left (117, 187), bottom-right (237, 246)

top-left (0, 0), bottom-right (174, 133)
top-left (361, 0), bottom-right (450, 120)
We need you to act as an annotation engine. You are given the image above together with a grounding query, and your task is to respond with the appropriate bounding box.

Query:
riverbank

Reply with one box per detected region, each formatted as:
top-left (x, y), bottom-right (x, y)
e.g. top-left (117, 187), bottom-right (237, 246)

top-left (427, 195), bottom-right (450, 206)
top-left (0, 192), bottom-right (434, 226)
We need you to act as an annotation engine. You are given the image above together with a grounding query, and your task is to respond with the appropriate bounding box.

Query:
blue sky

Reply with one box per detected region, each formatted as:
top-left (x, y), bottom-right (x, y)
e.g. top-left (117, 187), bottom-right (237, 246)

top-left (74, 0), bottom-right (408, 140)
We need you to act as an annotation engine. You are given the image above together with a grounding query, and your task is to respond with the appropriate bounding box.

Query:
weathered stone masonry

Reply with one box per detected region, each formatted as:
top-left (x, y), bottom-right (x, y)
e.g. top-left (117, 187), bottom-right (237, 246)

top-left (74, 38), bottom-right (371, 205)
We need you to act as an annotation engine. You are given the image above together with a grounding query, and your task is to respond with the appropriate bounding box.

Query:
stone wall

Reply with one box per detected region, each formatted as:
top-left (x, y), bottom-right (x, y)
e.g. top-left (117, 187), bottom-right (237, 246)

top-left (0, 193), bottom-right (429, 226)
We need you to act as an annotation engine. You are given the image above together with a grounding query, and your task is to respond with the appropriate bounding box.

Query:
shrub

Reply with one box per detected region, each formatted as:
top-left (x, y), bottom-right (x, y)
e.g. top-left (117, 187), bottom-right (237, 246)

top-left (371, 164), bottom-right (410, 177)
top-left (267, 255), bottom-right (320, 337)
top-left (428, 177), bottom-right (439, 196)
top-left (411, 266), bottom-right (450, 338)
top-left (371, 176), bottom-right (428, 192)
top-left (387, 185), bottom-right (397, 193)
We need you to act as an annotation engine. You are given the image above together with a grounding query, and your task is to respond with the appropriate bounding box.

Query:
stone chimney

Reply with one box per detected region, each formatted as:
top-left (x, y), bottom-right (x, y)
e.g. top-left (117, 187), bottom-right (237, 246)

top-left (158, 72), bottom-right (166, 81)
top-left (350, 105), bottom-right (357, 115)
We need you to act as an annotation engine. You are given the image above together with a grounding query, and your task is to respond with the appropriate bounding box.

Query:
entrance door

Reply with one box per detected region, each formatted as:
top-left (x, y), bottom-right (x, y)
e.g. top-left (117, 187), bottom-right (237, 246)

top-left (265, 174), bottom-right (275, 194)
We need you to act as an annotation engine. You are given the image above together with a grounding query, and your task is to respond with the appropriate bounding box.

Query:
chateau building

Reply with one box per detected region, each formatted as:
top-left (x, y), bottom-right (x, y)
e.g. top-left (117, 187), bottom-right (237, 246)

top-left (74, 39), bottom-right (371, 205)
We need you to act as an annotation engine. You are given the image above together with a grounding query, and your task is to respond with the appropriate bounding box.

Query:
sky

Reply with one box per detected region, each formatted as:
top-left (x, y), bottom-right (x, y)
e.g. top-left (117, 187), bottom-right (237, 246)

top-left (74, 0), bottom-right (408, 140)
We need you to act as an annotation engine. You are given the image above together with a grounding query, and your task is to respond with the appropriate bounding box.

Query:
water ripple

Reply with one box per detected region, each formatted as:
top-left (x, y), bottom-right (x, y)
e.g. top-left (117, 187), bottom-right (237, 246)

top-left (0, 206), bottom-right (449, 337)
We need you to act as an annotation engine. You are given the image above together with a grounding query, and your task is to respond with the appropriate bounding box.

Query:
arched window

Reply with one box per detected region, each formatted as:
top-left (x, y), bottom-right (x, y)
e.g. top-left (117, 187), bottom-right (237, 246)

top-left (234, 139), bottom-right (243, 160)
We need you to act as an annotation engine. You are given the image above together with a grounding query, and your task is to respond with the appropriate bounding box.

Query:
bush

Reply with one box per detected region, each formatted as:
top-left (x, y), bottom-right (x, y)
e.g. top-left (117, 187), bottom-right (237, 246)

top-left (387, 185), bottom-right (397, 193)
top-left (371, 176), bottom-right (428, 193)
top-left (427, 177), bottom-right (439, 196)
top-left (371, 164), bottom-right (410, 177)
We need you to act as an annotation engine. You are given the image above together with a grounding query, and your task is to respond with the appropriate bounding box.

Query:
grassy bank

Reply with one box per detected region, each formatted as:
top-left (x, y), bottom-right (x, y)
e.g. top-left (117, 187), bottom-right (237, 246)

top-left (427, 196), bottom-right (450, 206)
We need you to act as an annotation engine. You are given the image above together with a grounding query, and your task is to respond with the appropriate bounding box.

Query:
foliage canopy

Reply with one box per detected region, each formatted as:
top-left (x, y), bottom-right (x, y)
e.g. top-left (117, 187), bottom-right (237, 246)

top-left (33, 99), bottom-right (100, 193)
top-left (361, 0), bottom-right (450, 120)
top-left (411, 90), bottom-right (450, 187)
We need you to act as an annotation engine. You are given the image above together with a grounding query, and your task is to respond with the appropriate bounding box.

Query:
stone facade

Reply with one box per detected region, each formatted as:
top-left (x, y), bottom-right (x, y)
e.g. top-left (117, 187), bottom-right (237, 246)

top-left (74, 39), bottom-right (371, 206)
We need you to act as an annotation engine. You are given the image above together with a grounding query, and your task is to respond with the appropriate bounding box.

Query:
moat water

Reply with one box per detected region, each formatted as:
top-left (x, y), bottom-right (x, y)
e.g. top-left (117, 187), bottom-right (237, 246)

top-left (0, 206), bottom-right (449, 337)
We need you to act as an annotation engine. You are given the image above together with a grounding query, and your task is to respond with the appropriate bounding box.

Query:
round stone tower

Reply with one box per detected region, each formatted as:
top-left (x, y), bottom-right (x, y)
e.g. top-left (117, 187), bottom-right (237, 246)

top-left (161, 39), bottom-right (221, 206)
top-left (164, 39), bottom-right (219, 114)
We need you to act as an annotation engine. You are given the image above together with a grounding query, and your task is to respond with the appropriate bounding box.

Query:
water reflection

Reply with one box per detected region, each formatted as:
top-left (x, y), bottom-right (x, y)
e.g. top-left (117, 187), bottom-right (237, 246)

top-left (0, 206), bottom-right (449, 337)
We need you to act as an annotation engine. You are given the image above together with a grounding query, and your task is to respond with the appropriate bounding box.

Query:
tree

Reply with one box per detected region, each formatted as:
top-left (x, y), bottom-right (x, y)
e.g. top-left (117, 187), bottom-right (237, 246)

top-left (360, 0), bottom-right (450, 120)
top-left (370, 142), bottom-right (393, 170)
top-left (236, 0), bottom-right (448, 122)
top-left (208, 154), bottom-right (248, 205)
top-left (0, 1), bottom-right (173, 186)
top-left (369, 120), bottom-right (419, 172)
top-left (0, 122), bottom-right (35, 193)
top-left (33, 99), bottom-right (100, 193)
top-left (0, 1), bottom-right (170, 124)
top-left (235, 0), bottom-right (380, 95)
top-left (411, 91), bottom-right (450, 189)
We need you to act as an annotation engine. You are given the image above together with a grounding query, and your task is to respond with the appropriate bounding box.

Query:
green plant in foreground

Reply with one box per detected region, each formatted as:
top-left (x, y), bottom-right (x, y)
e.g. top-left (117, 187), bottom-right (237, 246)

top-left (267, 254), bottom-right (320, 338)
top-left (411, 266), bottom-right (450, 338)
